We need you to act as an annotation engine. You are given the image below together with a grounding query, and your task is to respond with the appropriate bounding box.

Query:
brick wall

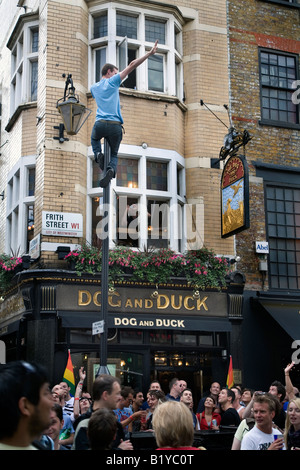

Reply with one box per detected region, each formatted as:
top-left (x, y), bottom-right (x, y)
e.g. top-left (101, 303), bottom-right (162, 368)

top-left (228, 0), bottom-right (300, 290)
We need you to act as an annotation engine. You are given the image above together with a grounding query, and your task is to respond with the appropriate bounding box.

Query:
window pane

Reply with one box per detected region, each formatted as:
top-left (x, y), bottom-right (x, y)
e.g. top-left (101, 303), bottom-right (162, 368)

top-left (31, 61), bottom-right (38, 101)
top-left (147, 199), bottom-right (169, 248)
top-left (122, 49), bottom-right (136, 89)
top-left (28, 168), bottom-right (35, 196)
top-left (31, 29), bottom-right (39, 53)
top-left (199, 334), bottom-right (213, 345)
top-left (174, 333), bottom-right (197, 346)
top-left (150, 333), bottom-right (171, 345)
top-left (267, 184), bottom-right (300, 290)
top-left (177, 166), bottom-right (183, 196)
top-left (279, 277), bottom-right (288, 289)
top-left (145, 19), bottom-right (165, 44)
top-left (267, 212), bottom-right (276, 224)
top-left (270, 109), bottom-right (278, 120)
top-left (95, 48), bottom-right (106, 82)
top-left (260, 51), bottom-right (298, 124)
top-left (262, 108), bottom-right (270, 120)
top-left (92, 196), bottom-right (103, 248)
top-left (92, 158), bottom-right (102, 188)
top-left (148, 55), bottom-right (164, 92)
top-left (116, 13), bottom-right (137, 39)
top-left (27, 205), bottom-right (34, 251)
top-left (277, 213), bottom-right (285, 225)
top-left (120, 330), bottom-right (143, 344)
top-left (94, 14), bottom-right (107, 39)
top-left (147, 160), bottom-right (168, 190)
top-left (175, 25), bottom-right (182, 53)
top-left (117, 196), bottom-right (139, 247)
top-left (116, 158), bottom-right (138, 188)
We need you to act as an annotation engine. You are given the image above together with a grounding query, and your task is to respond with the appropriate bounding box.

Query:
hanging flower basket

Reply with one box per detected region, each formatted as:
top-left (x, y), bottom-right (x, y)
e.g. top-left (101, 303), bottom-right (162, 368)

top-left (0, 254), bottom-right (23, 296)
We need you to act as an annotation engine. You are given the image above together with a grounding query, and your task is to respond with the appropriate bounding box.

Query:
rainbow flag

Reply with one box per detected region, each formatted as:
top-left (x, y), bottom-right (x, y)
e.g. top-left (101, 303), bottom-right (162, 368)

top-left (63, 349), bottom-right (76, 396)
top-left (226, 355), bottom-right (234, 389)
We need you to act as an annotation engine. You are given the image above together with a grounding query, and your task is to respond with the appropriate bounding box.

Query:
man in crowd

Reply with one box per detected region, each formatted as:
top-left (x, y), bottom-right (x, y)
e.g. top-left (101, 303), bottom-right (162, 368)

top-left (73, 374), bottom-right (133, 450)
top-left (268, 380), bottom-right (287, 430)
top-left (218, 387), bottom-right (241, 427)
top-left (166, 378), bottom-right (186, 401)
top-left (241, 393), bottom-right (285, 450)
top-left (0, 361), bottom-right (53, 450)
top-left (45, 403), bottom-right (69, 450)
top-left (197, 381), bottom-right (221, 413)
top-left (59, 381), bottom-right (74, 418)
top-left (114, 386), bottom-right (145, 437)
top-left (180, 388), bottom-right (197, 428)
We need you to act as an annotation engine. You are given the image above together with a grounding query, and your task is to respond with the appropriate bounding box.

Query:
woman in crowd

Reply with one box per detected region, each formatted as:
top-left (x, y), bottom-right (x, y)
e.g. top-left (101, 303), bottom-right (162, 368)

top-left (153, 401), bottom-right (204, 450)
top-left (196, 395), bottom-right (221, 430)
top-left (146, 390), bottom-right (166, 429)
top-left (284, 398), bottom-right (300, 450)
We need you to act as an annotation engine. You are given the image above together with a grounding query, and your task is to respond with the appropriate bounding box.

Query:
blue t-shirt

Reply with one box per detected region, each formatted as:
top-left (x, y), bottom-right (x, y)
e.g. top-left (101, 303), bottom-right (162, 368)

top-left (90, 73), bottom-right (123, 123)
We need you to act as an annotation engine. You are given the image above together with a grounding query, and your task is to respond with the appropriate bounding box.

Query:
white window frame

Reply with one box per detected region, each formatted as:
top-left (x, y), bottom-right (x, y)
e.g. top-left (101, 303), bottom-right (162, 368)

top-left (5, 155), bottom-right (36, 255)
top-left (9, 20), bottom-right (39, 115)
top-left (86, 143), bottom-right (186, 252)
top-left (88, 3), bottom-right (183, 99)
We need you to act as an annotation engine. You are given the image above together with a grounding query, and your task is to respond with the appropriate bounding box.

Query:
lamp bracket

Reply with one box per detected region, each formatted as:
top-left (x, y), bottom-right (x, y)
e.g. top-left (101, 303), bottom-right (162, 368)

top-left (56, 73), bottom-right (80, 108)
top-left (200, 99), bottom-right (252, 165)
top-left (53, 123), bottom-right (69, 143)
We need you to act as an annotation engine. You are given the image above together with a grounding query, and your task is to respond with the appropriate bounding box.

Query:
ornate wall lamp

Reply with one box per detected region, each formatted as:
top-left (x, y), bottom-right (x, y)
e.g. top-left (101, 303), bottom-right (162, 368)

top-left (54, 74), bottom-right (91, 141)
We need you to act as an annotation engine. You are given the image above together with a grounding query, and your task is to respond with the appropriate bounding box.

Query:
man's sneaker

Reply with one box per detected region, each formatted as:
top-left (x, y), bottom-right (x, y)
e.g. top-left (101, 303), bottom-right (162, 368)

top-left (95, 152), bottom-right (104, 170)
top-left (99, 167), bottom-right (114, 188)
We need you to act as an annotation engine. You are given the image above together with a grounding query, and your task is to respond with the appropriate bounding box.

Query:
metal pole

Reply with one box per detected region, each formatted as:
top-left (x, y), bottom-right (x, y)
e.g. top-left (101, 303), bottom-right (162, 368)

top-left (96, 139), bottom-right (111, 376)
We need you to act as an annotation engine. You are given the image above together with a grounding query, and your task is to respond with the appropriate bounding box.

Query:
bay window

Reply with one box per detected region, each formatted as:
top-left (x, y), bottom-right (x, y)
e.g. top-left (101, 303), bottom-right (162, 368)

top-left (89, 3), bottom-right (183, 99)
top-left (87, 146), bottom-right (185, 252)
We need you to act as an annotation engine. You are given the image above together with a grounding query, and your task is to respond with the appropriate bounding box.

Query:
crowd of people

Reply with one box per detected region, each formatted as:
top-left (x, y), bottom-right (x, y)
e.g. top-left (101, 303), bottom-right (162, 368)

top-left (0, 360), bottom-right (299, 451)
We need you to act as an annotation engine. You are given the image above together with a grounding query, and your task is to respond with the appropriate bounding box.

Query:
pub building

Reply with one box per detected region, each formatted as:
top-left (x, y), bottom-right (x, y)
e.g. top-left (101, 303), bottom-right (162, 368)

top-left (0, 265), bottom-right (245, 403)
top-left (3, 0), bottom-right (300, 403)
top-left (0, 0), bottom-right (243, 401)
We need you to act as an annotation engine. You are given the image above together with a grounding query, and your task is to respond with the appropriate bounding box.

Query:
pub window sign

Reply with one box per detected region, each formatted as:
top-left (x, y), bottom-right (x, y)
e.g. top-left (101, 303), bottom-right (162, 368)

top-left (221, 154), bottom-right (250, 238)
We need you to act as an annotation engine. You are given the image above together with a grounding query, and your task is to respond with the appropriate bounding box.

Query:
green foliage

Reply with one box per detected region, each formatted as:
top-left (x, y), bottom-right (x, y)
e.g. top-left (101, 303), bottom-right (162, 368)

top-left (184, 247), bottom-right (229, 290)
top-left (65, 244), bottom-right (102, 275)
top-left (0, 254), bottom-right (23, 296)
top-left (65, 245), bottom-right (229, 290)
top-left (0, 246), bottom-right (229, 298)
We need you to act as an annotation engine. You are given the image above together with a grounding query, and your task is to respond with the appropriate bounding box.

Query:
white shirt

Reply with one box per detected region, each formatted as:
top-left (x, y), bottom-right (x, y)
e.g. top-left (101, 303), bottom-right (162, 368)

top-left (241, 424), bottom-right (285, 450)
top-left (63, 396), bottom-right (74, 417)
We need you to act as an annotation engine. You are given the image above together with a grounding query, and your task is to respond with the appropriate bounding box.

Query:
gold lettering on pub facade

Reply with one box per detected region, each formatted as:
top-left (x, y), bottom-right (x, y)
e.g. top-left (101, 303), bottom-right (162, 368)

top-left (78, 290), bottom-right (208, 312)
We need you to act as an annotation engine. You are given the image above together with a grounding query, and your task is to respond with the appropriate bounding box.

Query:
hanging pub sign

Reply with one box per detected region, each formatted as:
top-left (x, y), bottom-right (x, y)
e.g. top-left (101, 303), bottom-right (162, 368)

top-left (221, 154), bottom-right (250, 238)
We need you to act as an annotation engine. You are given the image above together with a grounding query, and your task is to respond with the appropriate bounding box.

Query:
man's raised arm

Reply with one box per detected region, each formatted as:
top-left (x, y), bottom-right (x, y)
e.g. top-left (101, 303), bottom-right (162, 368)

top-left (119, 40), bottom-right (158, 82)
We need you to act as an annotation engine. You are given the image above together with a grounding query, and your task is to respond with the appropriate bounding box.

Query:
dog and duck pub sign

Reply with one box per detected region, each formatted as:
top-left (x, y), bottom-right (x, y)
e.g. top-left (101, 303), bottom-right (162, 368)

top-left (221, 154), bottom-right (250, 238)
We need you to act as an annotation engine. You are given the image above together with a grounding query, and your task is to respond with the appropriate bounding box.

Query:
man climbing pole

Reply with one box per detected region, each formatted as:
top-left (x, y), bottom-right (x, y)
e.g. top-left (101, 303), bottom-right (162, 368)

top-left (90, 40), bottom-right (159, 188)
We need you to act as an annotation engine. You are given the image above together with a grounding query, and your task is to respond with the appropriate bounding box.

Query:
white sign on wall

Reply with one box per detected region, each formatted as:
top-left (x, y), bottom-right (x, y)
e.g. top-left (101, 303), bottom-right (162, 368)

top-left (42, 211), bottom-right (83, 237)
top-left (29, 233), bottom-right (41, 259)
top-left (255, 241), bottom-right (269, 254)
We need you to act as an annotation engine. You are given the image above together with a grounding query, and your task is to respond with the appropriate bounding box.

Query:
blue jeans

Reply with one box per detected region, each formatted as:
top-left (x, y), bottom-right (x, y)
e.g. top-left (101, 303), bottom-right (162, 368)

top-left (91, 120), bottom-right (123, 174)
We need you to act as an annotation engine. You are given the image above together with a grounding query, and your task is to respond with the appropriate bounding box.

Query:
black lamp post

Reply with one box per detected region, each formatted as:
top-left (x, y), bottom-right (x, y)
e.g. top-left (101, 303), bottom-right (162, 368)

top-left (96, 139), bottom-right (111, 377)
top-left (56, 74), bottom-right (91, 135)
top-left (55, 73), bottom-right (110, 373)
